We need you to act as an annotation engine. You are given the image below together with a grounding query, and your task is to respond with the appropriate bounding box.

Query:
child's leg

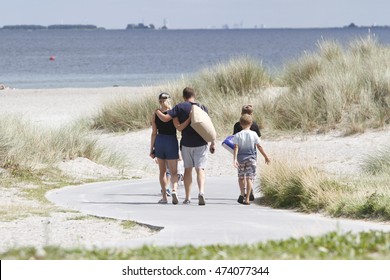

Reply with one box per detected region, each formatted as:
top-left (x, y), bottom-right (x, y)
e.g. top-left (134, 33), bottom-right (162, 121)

top-left (237, 161), bottom-right (247, 195)
top-left (237, 161), bottom-right (246, 203)
top-left (244, 160), bottom-right (257, 204)
top-left (245, 178), bottom-right (253, 204)
top-left (238, 177), bottom-right (246, 196)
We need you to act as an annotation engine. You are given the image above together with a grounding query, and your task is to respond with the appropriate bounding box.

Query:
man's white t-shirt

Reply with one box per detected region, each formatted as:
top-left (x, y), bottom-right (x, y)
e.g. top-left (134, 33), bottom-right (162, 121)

top-left (232, 129), bottom-right (260, 163)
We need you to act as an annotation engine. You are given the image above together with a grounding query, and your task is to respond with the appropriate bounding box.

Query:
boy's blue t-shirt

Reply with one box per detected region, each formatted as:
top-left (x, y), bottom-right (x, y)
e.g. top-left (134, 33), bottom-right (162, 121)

top-left (168, 101), bottom-right (208, 147)
top-left (232, 130), bottom-right (260, 162)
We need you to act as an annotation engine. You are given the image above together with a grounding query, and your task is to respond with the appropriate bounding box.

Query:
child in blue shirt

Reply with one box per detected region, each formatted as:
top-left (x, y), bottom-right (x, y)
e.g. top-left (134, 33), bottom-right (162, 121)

top-left (233, 114), bottom-right (270, 205)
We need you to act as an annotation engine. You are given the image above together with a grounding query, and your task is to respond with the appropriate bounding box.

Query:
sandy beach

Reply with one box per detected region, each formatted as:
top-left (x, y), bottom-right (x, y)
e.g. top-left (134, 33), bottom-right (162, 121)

top-left (1, 86), bottom-right (390, 252)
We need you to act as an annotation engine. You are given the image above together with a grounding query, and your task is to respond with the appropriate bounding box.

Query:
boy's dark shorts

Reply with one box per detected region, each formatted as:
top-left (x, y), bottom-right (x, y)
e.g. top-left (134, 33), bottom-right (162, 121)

top-left (237, 158), bottom-right (257, 180)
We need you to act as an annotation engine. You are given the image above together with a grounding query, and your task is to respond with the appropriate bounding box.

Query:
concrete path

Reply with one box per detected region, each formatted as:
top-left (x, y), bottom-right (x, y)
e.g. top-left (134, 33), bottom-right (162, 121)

top-left (46, 176), bottom-right (390, 248)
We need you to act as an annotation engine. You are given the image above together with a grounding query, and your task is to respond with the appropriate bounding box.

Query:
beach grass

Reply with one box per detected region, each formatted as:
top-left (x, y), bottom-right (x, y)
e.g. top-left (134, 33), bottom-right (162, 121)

top-left (90, 57), bottom-right (272, 134)
top-left (0, 116), bottom-right (124, 172)
top-left (259, 156), bottom-right (390, 220)
top-left (90, 36), bottom-right (390, 136)
top-left (328, 174), bottom-right (390, 220)
top-left (361, 145), bottom-right (390, 175)
top-left (276, 36), bottom-right (390, 133)
top-left (192, 56), bottom-right (271, 96)
top-left (259, 158), bottom-right (344, 212)
top-left (92, 95), bottom-right (156, 132)
top-left (1, 230), bottom-right (389, 260)
top-left (0, 115), bottom-right (125, 221)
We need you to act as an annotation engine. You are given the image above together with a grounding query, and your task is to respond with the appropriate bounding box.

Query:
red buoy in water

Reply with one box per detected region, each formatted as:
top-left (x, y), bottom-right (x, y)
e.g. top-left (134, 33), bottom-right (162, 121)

top-left (49, 56), bottom-right (55, 61)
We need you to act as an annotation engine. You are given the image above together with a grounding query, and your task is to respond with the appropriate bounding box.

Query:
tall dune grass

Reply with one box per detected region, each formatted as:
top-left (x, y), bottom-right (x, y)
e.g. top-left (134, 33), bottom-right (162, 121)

top-left (92, 96), bottom-right (157, 132)
top-left (260, 156), bottom-right (390, 220)
top-left (91, 57), bottom-right (271, 134)
top-left (0, 116), bottom-right (122, 172)
top-left (277, 36), bottom-right (390, 133)
top-left (193, 56), bottom-right (271, 96)
top-left (361, 145), bottom-right (390, 175)
top-left (328, 175), bottom-right (390, 220)
top-left (259, 158), bottom-right (346, 212)
top-left (92, 37), bottom-right (390, 136)
top-left (92, 82), bottom-right (186, 132)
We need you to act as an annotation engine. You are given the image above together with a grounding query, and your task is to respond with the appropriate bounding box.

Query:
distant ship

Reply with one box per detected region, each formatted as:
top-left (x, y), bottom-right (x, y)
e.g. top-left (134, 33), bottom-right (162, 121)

top-left (126, 23), bottom-right (168, 30)
top-left (126, 23), bottom-right (155, 30)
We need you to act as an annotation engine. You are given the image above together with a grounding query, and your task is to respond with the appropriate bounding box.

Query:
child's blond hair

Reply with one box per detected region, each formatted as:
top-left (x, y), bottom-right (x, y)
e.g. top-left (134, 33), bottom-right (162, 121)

top-left (239, 114), bottom-right (252, 127)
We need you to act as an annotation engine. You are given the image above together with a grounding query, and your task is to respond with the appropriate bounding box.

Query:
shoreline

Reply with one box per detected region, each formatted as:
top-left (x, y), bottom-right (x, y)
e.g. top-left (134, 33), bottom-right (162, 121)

top-left (0, 86), bottom-right (158, 127)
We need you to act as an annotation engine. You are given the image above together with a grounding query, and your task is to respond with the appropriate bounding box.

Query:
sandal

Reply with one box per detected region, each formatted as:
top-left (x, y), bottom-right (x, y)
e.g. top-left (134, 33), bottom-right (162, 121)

top-left (158, 199), bottom-right (168, 204)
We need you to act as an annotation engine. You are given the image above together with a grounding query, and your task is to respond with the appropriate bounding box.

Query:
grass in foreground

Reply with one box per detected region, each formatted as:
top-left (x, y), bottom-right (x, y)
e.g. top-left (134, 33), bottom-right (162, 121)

top-left (1, 231), bottom-right (389, 260)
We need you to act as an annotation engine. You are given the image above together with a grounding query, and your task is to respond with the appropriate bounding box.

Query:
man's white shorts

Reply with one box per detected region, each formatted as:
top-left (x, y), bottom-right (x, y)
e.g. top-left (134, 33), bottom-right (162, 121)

top-left (181, 145), bottom-right (208, 169)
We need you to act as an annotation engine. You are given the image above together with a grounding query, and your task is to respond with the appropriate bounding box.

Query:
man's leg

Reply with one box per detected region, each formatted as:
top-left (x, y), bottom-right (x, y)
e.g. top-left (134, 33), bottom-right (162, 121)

top-left (167, 159), bottom-right (178, 193)
top-left (194, 145), bottom-right (208, 205)
top-left (181, 146), bottom-right (193, 203)
top-left (195, 168), bottom-right (205, 194)
top-left (195, 167), bottom-right (206, 205)
top-left (183, 167), bottom-right (192, 201)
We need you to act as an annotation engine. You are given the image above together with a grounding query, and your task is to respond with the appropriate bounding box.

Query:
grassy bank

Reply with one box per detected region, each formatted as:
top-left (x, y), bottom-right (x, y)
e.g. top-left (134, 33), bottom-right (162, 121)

top-left (260, 145), bottom-right (390, 220)
top-left (275, 36), bottom-right (390, 133)
top-left (0, 116), bottom-right (126, 221)
top-left (1, 230), bottom-right (389, 259)
top-left (0, 116), bottom-right (123, 172)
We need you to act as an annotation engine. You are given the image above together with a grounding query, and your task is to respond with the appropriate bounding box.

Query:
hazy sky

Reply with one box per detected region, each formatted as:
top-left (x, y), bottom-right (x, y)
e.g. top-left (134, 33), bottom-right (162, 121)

top-left (1, 0), bottom-right (389, 29)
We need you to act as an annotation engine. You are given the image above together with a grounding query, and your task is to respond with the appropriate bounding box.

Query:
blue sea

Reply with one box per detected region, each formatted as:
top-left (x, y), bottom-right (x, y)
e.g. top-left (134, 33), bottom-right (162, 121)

top-left (1, 28), bottom-right (390, 89)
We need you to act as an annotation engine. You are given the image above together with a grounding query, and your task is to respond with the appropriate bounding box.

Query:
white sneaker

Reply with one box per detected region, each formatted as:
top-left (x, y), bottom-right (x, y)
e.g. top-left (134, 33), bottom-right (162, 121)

top-left (171, 192), bottom-right (179, 205)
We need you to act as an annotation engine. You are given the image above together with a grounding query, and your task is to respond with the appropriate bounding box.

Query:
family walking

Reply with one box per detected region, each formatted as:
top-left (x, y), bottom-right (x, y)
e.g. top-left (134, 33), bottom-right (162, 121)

top-left (150, 87), bottom-right (270, 206)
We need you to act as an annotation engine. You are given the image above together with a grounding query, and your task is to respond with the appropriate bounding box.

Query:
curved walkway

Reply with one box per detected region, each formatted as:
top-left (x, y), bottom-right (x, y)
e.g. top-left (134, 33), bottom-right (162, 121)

top-left (46, 176), bottom-right (390, 248)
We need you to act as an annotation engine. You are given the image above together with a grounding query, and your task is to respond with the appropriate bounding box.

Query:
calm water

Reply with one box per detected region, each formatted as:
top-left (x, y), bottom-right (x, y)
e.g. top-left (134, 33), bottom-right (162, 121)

top-left (1, 28), bottom-right (390, 89)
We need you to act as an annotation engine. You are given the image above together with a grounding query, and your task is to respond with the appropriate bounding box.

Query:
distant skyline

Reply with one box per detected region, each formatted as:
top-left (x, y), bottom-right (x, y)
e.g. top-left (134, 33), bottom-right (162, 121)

top-left (2, 0), bottom-right (389, 29)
